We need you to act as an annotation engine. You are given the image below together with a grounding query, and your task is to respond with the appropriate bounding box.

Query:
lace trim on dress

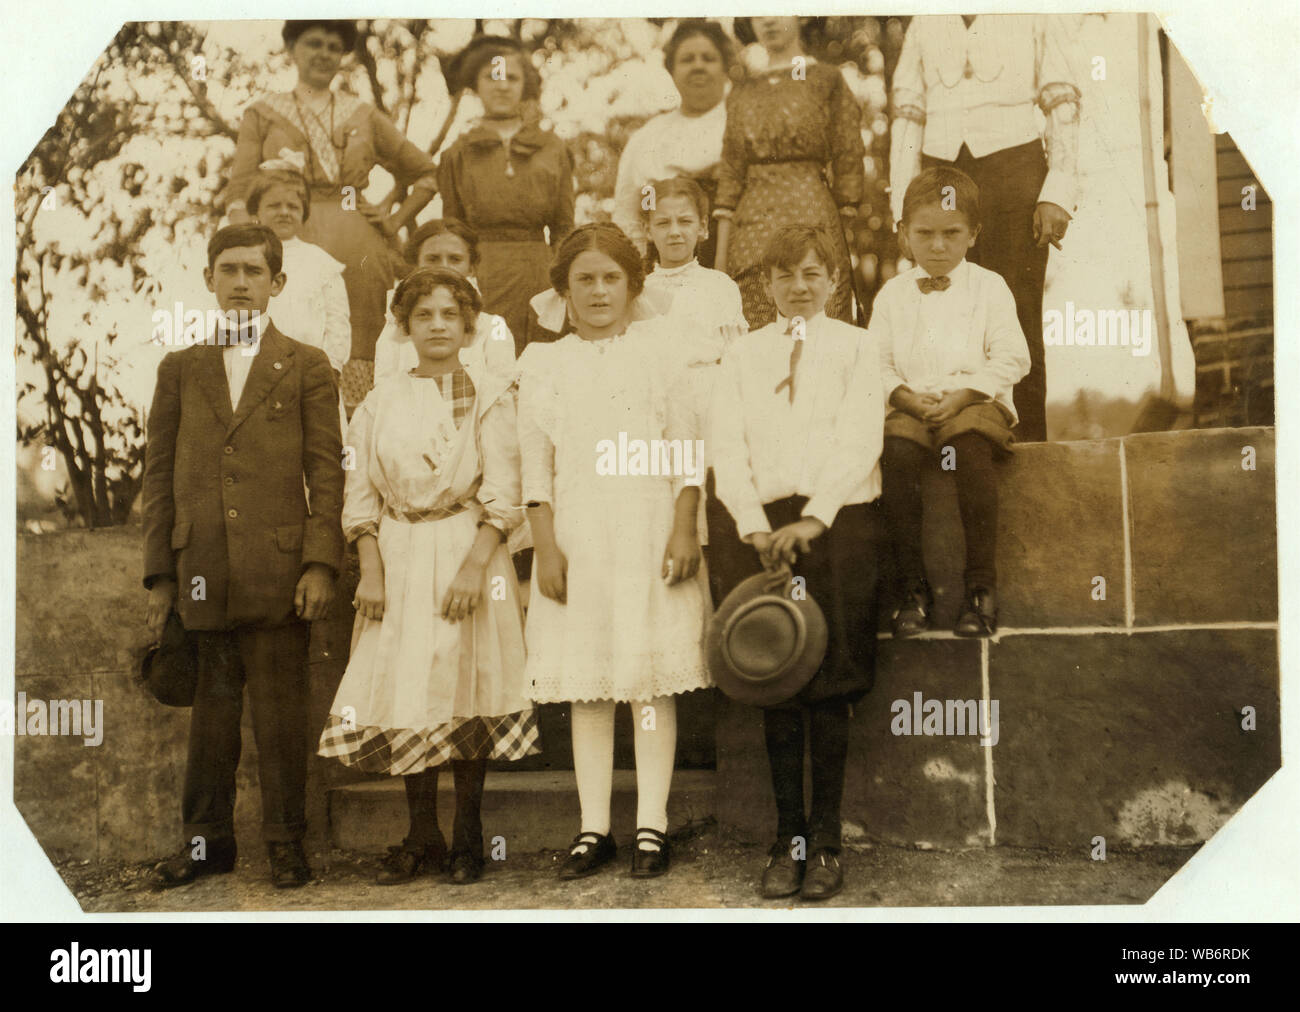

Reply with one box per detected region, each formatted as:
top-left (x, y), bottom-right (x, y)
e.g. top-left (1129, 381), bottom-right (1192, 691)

top-left (528, 664), bottom-right (713, 705)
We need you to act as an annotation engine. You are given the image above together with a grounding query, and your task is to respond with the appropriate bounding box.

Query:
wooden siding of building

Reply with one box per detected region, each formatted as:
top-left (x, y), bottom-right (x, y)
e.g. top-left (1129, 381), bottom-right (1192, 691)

top-left (1216, 136), bottom-right (1273, 321)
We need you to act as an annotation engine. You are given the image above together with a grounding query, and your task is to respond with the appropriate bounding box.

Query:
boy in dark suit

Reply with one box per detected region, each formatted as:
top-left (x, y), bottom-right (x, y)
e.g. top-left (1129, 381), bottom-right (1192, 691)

top-left (142, 223), bottom-right (344, 889)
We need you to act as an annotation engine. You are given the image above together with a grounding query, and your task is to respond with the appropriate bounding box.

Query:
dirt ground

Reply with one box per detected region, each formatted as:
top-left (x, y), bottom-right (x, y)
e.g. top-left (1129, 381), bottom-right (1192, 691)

top-left (58, 825), bottom-right (1198, 914)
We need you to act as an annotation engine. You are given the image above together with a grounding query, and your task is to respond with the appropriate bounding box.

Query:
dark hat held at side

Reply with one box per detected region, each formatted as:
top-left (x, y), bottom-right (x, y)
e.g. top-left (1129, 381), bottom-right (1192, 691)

top-left (707, 570), bottom-right (828, 708)
top-left (137, 610), bottom-right (197, 708)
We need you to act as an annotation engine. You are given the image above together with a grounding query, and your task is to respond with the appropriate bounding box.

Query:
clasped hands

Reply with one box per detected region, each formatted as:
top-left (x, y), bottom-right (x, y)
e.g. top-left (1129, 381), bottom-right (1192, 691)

top-left (750, 516), bottom-right (826, 589)
top-left (893, 386), bottom-right (985, 426)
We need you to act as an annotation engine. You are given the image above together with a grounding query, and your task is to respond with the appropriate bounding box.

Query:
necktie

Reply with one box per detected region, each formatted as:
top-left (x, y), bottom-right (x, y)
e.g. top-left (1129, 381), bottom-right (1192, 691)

top-left (773, 327), bottom-right (803, 403)
top-left (917, 275), bottom-right (951, 294)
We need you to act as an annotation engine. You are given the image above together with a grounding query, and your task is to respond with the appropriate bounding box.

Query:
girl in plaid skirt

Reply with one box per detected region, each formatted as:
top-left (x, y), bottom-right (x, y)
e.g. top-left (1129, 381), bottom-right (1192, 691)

top-left (318, 267), bottom-right (539, 885)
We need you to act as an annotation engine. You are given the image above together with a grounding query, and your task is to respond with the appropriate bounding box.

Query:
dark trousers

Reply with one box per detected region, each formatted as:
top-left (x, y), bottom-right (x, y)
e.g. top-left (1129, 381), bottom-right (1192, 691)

top-left (764, 700), bottom-right (852, 853)
top-left (883, 433), bottom-right (999, 592)
top-left (403, 760), bottom-right (488, 859)
top-left (925, 140), bottom-right (1050, 442)
top-left (182, 622), bottom-right (311, 845)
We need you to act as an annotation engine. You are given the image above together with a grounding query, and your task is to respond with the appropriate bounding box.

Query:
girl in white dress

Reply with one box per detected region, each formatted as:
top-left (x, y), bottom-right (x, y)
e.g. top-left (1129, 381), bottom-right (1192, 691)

top-left (641, 176), bottom-right (747, 568)
top-left (249, 163), bottom-right (351, 374)
top-left (517, 223), bottom-right (711, 881)
top-left (319, 267), bottom-right (538, 886)
top-left (249, 163), bottom-right (350, 434)
top-left (372, 219), bottom-right (517, 385)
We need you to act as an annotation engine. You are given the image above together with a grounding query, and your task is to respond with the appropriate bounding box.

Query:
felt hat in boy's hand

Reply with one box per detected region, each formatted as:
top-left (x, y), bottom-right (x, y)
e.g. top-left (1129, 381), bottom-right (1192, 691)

top-left (707, 571), bottom-right (828, 707)
top-left (137, 610), bottom-right (197, 708)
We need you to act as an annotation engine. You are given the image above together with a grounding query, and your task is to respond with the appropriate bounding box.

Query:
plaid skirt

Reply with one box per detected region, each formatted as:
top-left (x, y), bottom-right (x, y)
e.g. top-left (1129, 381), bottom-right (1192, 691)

top-left (318, 709), bottom-right (540, 775)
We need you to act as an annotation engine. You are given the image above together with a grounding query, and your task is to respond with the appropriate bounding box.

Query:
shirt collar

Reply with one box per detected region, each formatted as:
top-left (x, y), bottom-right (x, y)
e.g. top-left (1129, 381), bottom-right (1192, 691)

top-left (775, 309), bottom-right (826, 336)
top-left (651, 258), bottom-right (701, 280)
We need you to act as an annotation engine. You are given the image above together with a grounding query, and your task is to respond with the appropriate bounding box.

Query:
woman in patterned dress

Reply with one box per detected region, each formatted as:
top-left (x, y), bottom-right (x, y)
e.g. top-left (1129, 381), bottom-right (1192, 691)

top-left (225, 20), bottom-right (439, 411)
top-left (318, 268), bottom-right (539, 886)
top-left (713, 16), bottom-right (866, 328)
top-left (437, 36), bottom-right (575, 355)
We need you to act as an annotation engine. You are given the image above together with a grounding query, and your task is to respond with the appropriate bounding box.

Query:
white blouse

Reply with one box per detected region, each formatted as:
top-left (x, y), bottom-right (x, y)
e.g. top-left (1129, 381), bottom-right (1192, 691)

top-left (612, 102), bottom-right (728, 254)
top-left (889, 13), bottom-right (1081, 219)
top-left (710, 312), bottom-right (884, 538)
top-left (516, 319), bottom-right (700, 509)
top-left (870, 259), bottom-right (1031, 423)
top-left (267, 237), bottom-right (351, 371)
top-left (342, 340), bottom-right (522, 542)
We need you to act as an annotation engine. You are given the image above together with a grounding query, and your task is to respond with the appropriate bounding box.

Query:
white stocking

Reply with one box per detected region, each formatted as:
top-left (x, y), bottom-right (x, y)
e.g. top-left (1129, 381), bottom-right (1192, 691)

top-left (632, 695), bottom-right (678, 848)
top-left (570, 700), bottom-right (615, 838)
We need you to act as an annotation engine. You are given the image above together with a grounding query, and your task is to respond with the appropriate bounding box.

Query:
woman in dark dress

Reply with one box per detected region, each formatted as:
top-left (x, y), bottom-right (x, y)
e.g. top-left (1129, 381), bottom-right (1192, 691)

top-left (437, 36), bottom-right (575, 356)
top-left (713, 16), bottom-right (866, 329)
top-left (225, 20), bottom-right (438, 411)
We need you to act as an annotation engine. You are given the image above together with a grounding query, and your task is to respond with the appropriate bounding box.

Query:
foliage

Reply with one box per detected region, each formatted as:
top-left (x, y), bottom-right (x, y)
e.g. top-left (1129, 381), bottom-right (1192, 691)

top-left (15, 16), bottom-right (902, 528)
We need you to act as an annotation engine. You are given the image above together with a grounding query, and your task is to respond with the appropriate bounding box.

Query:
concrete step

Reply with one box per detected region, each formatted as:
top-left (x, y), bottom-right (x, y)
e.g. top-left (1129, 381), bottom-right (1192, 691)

top-left (328, 769), bottom-right (716, 854)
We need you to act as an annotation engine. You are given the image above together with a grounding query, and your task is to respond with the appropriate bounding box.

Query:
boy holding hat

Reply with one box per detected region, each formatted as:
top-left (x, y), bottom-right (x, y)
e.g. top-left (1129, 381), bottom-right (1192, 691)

top-left (142, 223), bottom-right (344, 890)
top-left (708, 225), bottom-right (886, 901)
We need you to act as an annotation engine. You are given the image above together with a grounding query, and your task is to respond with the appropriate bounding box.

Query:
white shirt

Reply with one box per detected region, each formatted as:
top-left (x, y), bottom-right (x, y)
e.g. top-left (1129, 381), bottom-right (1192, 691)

top-left (870, 259), bottom-right (1031, 423)
top-left (219, 312), bottom-right (266, 410)
top-left (267, 237), bottom-right (351, 371)
top-left (644, 259), bottom-right (747, 544)
top-left (613, 102), bottom-right (728, 253)
top-left (710, 312), bottom-right (884, 538)
top-left (889, 14), bottom-right (1081, 220)
top-left (644, 259), bottom-right (746, 365)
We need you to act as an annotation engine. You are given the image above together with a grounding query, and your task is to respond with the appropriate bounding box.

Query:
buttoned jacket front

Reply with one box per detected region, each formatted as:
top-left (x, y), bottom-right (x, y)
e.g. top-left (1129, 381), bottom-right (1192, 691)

top-left (142, 323), bottom-right (345, 630)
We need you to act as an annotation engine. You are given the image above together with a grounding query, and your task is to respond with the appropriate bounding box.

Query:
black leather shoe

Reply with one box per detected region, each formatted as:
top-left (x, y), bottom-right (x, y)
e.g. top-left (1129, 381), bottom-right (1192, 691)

top-left (760, 840), bottom-right (805, 899)
top-left (150, 838), bottom-right (237, 890)
top-left (448, 850), bottom-right (484, 885)
top-left (954, 586), bottom-right (997, 637)
top-left (631, 828), bottom-right (671, 879)
top-left (558, 831), bottom-right (617, 881)
top-left (267, 841), bottom-right (311, 889)
top-left (800, 848), bottom-right (844, 900)
top-left (891, 582), bottom-right (933, 638)
top-left (376, 841), bottom-right (447, 885)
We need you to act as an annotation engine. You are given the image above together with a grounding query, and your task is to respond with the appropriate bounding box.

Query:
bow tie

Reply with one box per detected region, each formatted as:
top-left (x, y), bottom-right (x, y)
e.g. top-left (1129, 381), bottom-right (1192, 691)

top-left (917, 275), bottom-right (951, 294)
top-left (216, 325), bottom-right (259, 348)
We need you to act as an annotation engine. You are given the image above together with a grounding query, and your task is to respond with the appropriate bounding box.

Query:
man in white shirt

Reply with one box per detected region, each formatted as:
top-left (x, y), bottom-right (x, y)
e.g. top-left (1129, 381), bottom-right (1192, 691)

top-left (709, 225), bottom-right (885, 903)
top-left (889, 13), bottom-right (1081, 442)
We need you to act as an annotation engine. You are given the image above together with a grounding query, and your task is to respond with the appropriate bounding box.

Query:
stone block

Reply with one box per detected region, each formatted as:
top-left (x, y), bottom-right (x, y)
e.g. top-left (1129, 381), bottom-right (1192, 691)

top-left (16, 527), bottom-right (147, 677)
top-left (846, 638), bottom-right (990, 848)
top-left (997, 440), bottom-right (1126, 628)
top-left (718, 639), bottom-right (989, 849)
top-left (1125, 427), bottom-right (1276, 624)
top-left (879, 439), bottom-right (1126, 631)
top-left (92, 667), bottom-right (190, 861)
top-left (12, 673), bottom-right (99, 862)
top-left (990, 629), bottom-right (1280, 848)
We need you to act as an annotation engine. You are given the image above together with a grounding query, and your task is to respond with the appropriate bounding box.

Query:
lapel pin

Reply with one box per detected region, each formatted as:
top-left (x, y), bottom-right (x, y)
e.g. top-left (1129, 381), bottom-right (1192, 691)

top-left (273, 361), bottom-right (283, 370)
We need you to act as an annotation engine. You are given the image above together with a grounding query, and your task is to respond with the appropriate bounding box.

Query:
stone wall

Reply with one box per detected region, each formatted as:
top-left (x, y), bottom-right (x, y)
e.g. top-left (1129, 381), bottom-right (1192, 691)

top-left (717, 427), bottom-right (1280, 849)
top-left (12, 427), bottom-right (1280, 860)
